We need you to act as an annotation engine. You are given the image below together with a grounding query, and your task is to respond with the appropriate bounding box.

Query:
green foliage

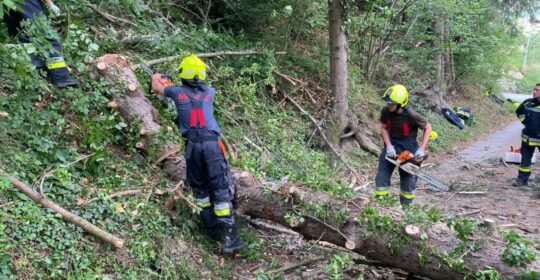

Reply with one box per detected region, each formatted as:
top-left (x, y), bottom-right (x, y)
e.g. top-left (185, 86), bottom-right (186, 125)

top-left (326, 253), bottom-right (354, 280)
top-left (403, 205), bottom-right (444, 226)
top-left (19, 15), bottom-right (59, 59)
top-left (0, 0), bottom-right (535, 277)
top-left (448, 218), bottom-right (478, 241)
top-left (0, 0), bottom-right (19, 20)
top-left (502, 231), bottom-right (537, 267)
top-left (466, 267), bottom-right (501, 280)
top-left (63, 24), bottom-right (100, 71)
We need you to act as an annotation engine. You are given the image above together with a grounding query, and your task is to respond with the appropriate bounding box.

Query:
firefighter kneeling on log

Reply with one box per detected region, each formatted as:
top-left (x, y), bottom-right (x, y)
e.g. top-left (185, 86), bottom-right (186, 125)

top-left (375, 85), bottom-right (432, 206)
top-left (151, 54), bottom-right (245, 253)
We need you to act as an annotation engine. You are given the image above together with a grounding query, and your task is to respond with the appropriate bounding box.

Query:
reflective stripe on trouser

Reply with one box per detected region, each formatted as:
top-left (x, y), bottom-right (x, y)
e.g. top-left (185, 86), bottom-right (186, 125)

top-left (518, 140), bottom-right (539, 182)
top-left (375, 186), bottom-right (389, 196)
top-left (400, 191), bottom-right (416, 200)
top-left (214, 202), bottom-right (232, 217)
top-left (46, 56), bottom-right (67, 70)
top-left (522, 134), bottom-right (540, 147)
top-left (196, 197), bottom-right (211, 208)
top-left (519, 166), bottom-right (532, 173)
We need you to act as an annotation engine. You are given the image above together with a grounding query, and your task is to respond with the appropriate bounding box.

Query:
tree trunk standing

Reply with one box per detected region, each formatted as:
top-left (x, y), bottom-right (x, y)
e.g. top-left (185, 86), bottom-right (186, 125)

top-left (327, 0), bottom-right (350, 146)
top-left (92, 54), bottom-right (540, 279)
top-left (433, 14), bottom-right (446, 111)
top-left (444, 16), bottom-right (455, 89)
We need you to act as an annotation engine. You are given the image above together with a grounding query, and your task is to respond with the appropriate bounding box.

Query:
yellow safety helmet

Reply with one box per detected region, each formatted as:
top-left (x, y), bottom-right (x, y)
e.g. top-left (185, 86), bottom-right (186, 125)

top-left (178, 54), bottom-right (207, 81)
top-left (383, 84), bottom-right (409, 107)
top-left (430, 131), bottom-right (439, 141)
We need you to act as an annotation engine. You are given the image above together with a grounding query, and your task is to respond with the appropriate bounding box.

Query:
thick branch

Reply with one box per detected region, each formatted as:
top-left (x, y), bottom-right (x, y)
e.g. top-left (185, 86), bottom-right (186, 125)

top-left (132, 50), bottom-right (286, 69)
top-left (83, 1), bottom-right (137, 27)
top-left (0, 169), bottom-right (124, 248)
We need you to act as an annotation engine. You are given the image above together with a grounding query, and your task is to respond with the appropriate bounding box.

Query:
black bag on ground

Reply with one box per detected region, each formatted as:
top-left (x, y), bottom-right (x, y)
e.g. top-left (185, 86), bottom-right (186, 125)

top-left (441, 108), bottom-right (465, 130)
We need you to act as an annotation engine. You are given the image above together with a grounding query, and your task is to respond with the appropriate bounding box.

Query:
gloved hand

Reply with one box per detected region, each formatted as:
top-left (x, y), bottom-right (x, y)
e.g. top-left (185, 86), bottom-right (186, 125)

top-left (386, 146), bottom-right (397, 158)
top-left (414, 149), bottom-right (426, 159)
top-left (48, 2), bottom-right (61, 16)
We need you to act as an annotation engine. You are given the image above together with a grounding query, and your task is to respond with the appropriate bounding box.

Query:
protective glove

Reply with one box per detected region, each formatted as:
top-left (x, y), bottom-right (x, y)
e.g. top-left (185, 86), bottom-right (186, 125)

top-left (414, 149), bottom-right (426, 159)
top-left (386, 146), bottom-right (397, 158)
top-left (48, 2), bottom-right (61, 16)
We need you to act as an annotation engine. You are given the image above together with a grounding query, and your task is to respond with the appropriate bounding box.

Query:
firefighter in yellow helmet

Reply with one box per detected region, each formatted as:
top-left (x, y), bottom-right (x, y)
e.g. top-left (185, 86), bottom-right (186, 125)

top-left (375, 85), bottom-right (433, 206)
top-left (151, 54), bottom-right (245, 253)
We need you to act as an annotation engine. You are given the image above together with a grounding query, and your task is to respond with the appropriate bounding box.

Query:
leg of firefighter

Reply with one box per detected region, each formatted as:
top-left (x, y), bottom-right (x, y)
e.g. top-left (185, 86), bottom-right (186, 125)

top-left (399, 168), bottom-right (417, 206)
top-left (186, 142), bottom-right (219, 240)
top-left (514, 141), bottom-right (534, 187)
top-left (205, 141), bottom-right (245, 253)
top-left (3, 9), bottom-right (46, 69)
top-left (18, 1), bottom-right (79, 87)
top-left (374, 149), bottom-right (396, 199)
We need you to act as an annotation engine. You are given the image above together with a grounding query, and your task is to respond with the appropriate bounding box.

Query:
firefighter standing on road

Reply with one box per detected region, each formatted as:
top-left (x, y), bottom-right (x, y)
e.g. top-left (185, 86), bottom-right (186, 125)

top-left (375, 85), bottom-right (433, 206)
top-left (513, 83), bottom-right (540, 187)
top-left (151, 55), bottom-right (245, 254)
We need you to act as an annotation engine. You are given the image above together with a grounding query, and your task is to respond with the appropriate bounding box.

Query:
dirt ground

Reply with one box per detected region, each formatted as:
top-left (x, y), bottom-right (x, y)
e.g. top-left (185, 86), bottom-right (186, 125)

top-left (417, 121), bottom-right (540, 242)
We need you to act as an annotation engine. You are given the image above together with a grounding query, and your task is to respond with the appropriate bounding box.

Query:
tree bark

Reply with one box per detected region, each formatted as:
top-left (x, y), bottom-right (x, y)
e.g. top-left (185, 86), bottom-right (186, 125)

top-left (444, 16), bottom-right (455, 88)
top-left (327, 0), bottom-right (350, 146)
top-left (233, 172), bottom-right (539, 280)
top-left (433, 14), bottom-right (446, 111)
top-left (92, 54), bottom-right (540, 279)
top-left (0, 169), bottom-right (124, 248)
top-left (93, 54), bottom-right (186, 182)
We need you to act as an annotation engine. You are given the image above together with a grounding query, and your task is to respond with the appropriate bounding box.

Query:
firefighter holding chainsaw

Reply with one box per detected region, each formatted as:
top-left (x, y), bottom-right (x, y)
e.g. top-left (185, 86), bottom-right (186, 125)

top-left (513, 83), bottom-right (540, 187)
top-left (375, 84), bottom-right (432, 205)
top-left (151, 54), bottom-right (245, 254)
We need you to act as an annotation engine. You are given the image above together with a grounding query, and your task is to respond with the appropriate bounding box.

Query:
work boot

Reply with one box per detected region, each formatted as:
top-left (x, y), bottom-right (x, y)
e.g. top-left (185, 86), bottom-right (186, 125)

top-left (200, 207), bottom-right (220, 241)
top-left (512, 178), bottom-right (529, 188)
top-left (400, 196), bottom-right (414, 207)
top-left (220, 224), bottom-right (245, 254)
top-left (48, 67), bottom-right (80, 88)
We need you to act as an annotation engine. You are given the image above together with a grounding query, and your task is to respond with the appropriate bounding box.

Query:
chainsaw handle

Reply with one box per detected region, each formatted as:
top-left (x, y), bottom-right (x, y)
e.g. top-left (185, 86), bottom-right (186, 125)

top-left (408, 154), bottom-right (428, 165)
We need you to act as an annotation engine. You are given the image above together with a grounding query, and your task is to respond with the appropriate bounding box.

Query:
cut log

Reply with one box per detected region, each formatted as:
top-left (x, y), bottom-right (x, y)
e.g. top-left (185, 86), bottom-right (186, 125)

top-left (405, 225), bottom-right (421, 240)
top-left (93, 54), bottom-right (540, 279)
top-left (482, 219), bottom-right (497, 234)
top-left (92, 54), bottom-right (186, 182)
top-left (108, 100), bottom-right (119, 109)
top-left (127, 83), bottom-right (138, 93)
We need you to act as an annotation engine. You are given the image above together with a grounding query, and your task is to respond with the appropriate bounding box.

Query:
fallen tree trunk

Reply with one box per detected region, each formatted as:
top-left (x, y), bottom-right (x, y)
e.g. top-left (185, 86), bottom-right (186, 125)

top-left (92, 54), bottom-right (540, 279)
top-left (0, 169), bottom-right (124, 248)
top-left (233, 172), bottom-right (539, 279)
top-left (94, 54), bottom-right (186, 182)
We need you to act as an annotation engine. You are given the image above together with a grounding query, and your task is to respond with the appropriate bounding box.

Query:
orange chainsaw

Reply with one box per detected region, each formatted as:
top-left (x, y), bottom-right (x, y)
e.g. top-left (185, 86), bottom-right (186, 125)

top-left (386, 150), bottom-right (449, 192)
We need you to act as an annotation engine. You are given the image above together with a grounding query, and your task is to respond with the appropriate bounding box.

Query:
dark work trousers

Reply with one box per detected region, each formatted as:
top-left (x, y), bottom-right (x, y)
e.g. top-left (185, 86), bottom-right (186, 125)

top-left (375, 137), bottom-right (419, 205)
top-left (185, 129), bottom-right (235, 231)
top-left (3, 0), bottom-right (69, 80)
top-left (517, 141), bottom-right (539, 183)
